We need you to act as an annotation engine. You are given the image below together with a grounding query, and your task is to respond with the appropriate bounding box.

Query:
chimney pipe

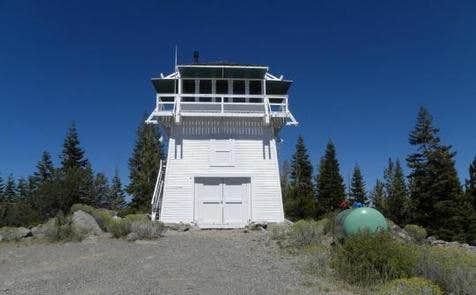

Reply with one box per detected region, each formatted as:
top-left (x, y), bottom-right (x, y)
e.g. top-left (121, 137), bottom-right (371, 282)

top-left (193, 51), bottom-right (199, 64)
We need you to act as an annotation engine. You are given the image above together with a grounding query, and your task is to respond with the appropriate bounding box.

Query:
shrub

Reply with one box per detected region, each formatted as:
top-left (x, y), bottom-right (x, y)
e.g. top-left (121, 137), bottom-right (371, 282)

top-left (288, 220), bottom-right (324, 247)
top-left (92, 209), bottom-right (114, 230)
top-left (404, 224), bottom-right (427, 243)
top-left (413, 246), bottom-right (476, 295)
top-left (303, 246), bottom-right (332, 277)
top-left (0, 202), bottom-right (41, 227)
top-left (105, 218), bottom-right (131, 238)
top-left (332, 231), bottom-right (417, 286)
top-left (124, 214), bottom-right (149, 223)
top-left (130, 220), bottom-right (165, 239)
top-left (45, 212), bottom-right (85, 242)
top-left (379, 277), bottom-right (443, 295)
top-left (70, 203), bottom-right (96, 215)
top-left (268, 223), bottom-right (290, 241)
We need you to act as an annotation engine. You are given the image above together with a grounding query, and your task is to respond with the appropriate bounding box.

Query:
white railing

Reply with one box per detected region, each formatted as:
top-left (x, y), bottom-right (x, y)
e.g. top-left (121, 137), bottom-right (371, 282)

top-left (149, 93), bottom-right (297, 125)
top-left (150, 160), bottom-right (165, 221)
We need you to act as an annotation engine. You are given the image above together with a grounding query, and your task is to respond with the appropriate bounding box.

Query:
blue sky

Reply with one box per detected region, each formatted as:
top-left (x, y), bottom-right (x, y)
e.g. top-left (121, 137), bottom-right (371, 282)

top-left (1, 0), bottom-right (475, 190)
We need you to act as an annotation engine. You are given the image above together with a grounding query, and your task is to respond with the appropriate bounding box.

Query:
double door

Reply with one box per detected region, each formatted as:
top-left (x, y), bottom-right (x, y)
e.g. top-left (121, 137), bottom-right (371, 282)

top-left (195, 177), bottom-right (250, 227)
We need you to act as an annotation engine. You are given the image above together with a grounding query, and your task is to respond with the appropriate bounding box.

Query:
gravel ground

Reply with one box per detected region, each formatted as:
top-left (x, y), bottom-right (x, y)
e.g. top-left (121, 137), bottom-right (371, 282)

top-left (0, 229), bottom-right (337, 295)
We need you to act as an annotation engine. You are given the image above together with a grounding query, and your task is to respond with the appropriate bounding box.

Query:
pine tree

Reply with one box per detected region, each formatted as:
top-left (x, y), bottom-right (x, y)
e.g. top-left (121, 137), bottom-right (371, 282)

top-left (384, 159), bottom-right (409, 225)
top-left (284, 136), bottom-right (315, 220)
top-left (349, 164), bottom-right (367, 205)
top-left (109, 168), bottom-right (127, 210)
top-left (0, 175), bottom-right (5, 202)
top-left (280, 160), bottom-right (291, 195)
top-left (92, 173), bottom-right (110, 208)
top-left (371, 180), bottom-right (387, 214)
top-left (316, 140), bottom-right (346, 215)
top-left (127, 120), bottom-right (164, 212)
top-left (4, 175), bottom-right (17, 202)
top-left (466, 156), bottom-right (476, 211)
top-left (16, 178), bottom-right (29, 200)
top-left (407, 107), bottom-right (464, 241)
top-left (33, 151), bottom-right (55, 184)
top-left (464, 157), bottom-right (476, 245)
top-left (61, 123), bottom-right (88, 170)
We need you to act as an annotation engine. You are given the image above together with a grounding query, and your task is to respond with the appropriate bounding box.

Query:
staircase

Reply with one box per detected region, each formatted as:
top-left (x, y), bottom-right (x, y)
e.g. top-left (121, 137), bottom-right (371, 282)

top-left (151, 160), bottom-right (166, 221)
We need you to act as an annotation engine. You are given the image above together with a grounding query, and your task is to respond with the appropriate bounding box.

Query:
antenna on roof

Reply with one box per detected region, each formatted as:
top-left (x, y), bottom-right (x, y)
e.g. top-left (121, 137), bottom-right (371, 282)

top-left (193, 51), bottom-right (199, 64)
top-left (174, 45), bottom-right (178, 70)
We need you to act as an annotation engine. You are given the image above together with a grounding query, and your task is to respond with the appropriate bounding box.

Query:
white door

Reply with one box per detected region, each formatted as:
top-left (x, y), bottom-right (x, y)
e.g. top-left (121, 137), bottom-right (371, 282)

top-left (195, 177), bottom-right (250, 227)
top-left (196, 178), bottom-right (222, 225)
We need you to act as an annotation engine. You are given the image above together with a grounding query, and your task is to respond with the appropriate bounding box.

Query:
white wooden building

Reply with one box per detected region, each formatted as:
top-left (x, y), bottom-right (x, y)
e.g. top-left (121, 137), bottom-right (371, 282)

top-left (146, 56), bottom-right (297, 228)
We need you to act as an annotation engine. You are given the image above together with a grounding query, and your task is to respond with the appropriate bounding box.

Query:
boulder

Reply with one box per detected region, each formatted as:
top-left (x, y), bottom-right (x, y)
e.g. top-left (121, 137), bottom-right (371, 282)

top-left (126, 232), bottom-right (139, 242)
top-left (31, 218), bottom-right (56, 239)
top-left (388, 222), bottom-right (414, 243)
top-left (0, 227), bottom-right (31, 241)
top-left (72, 210), bottom-right (103, 236)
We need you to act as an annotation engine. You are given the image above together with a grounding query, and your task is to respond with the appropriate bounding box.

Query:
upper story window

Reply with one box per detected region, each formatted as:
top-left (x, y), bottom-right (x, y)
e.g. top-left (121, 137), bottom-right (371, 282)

top-left (199, 80), bottom-right (212, 94)
top-left (182, 80), bottom-right (195, 94)
top-left (233, 80), bottom-right (245, 94)
top-left (249, 80), bottom-right (262, 95)
top-left (216, 80), bottom-right (228, 94)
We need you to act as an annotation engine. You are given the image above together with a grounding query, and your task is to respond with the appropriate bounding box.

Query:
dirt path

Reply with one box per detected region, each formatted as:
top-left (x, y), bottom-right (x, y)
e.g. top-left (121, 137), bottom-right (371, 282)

top-left (0, 230), bottom-right (335, 295)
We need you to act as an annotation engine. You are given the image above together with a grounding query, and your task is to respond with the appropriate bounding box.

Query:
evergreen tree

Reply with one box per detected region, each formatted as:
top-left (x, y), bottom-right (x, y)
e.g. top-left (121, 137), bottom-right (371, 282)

top-left (407, 107), bottom-right (464, 241)
top-left (384, 159), bottom-right (409, 225)
top-left (4, 175), bottom-right (17, 202)
top-left (284, 136), bottom-right (315, 220)
top-left (349, 164), bottom-right (367, 205)
top-left (371, 180), bottom-right (387, 214)
top-left (33, 151), bottom-right (55, 184)
top-left (464, 157), bottom-right (476, 245)
top-left (92, 173), bottom-right (110, 208)
top-left (61, 123), bottom-right (88, 170)
top-left (280, 160), bottom-right (291, 196)
top-left (62, 124), bottom-right (94, 206)
top-left (466, 156), bottom-right (476, 211)
top-left (316, 140), bottom-right (346, 215)
top-left (127, 120), bottom-right (164, 212)
top-left (0, 175), bottom-right (4, 202)
top-left (16, 178), bottom-right (29, 200)
top-left (109, 168), bottom-right (127, 210)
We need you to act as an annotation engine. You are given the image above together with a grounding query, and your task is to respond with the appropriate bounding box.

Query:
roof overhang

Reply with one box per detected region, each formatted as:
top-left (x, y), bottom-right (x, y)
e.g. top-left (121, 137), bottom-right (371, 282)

top-left (151, 78), bottom-right (176, 93)
top-left (177, 65), bottom-right (268, 79)
top-left (266, 80), bottom-right (292, 95)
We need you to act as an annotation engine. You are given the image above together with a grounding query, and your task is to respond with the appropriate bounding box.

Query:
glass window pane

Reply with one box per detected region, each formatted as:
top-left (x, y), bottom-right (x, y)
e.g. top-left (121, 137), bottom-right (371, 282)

top-left (199, 80), bottom-right (212, 94)
top-left (182, 80), bottom-right (195, 94)
top-left (249, 98), bottom-right (262, 103)
top-left (182, 97), bottom-right (195, 102)
top-left (233, 80), bottom-right (245, 94)
top-left (216, 80), bottom-right (228, 94)
top-left (249, 80), bottom-right (262, 95)
top-left (233, 97), bottom-right (245, 103)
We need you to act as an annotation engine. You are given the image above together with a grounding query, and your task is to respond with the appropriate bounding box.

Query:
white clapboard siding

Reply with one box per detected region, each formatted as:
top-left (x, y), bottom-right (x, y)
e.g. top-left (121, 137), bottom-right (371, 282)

top-left (159, 118), bottom-right (284, 224)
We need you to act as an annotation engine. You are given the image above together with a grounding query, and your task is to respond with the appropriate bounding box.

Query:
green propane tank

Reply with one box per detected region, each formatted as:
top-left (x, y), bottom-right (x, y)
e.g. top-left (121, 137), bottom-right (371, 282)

top-left (342, 207), bottom-right (388, 235)
top-left (336, 208), bottom-right (353, 225)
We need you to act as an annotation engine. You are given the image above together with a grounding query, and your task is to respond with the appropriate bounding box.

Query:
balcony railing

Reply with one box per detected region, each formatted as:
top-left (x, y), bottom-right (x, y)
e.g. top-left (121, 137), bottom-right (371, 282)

top-left (148, 93), bottom-right (297, 125)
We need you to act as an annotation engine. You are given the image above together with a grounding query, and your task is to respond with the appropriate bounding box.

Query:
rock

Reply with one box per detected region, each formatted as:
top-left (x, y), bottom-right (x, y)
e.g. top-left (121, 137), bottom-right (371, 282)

top-left (31, 218), bottom-right (56, 239)
top-left (167, 223), bottom-right (190, 232)
top-left (427, 238), bottom-right (476, 252)
top-left (72, 210), bottom-right (103, 236)
top-left (388, 222), bottom-right (414, 243)
top-left (0, 227), bottom-right (31, 241)
top-left (430, 239), bottom-right (446, 246)
top-left (127, 232), bottom-right (139, 242)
